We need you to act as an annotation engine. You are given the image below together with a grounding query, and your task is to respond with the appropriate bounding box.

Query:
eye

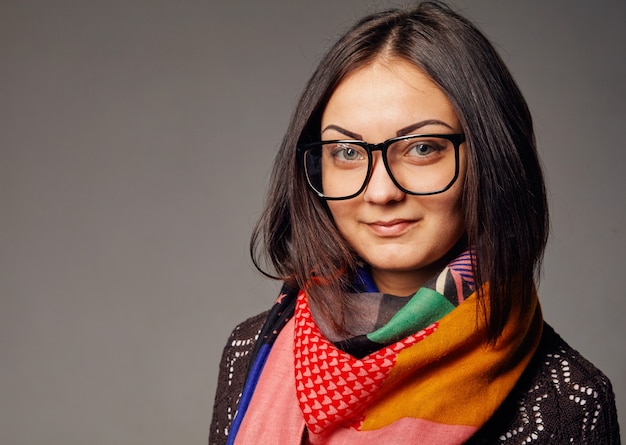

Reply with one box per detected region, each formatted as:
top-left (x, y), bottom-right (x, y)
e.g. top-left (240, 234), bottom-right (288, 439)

top-left (406, 142), bottom-right (441, 157)
top-left (331, 143), bottom-right (365, 161)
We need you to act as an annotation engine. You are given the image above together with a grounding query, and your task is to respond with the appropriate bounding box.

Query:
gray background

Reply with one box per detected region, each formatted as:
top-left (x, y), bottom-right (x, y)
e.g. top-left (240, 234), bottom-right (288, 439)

top-left (1, 0), bottom-right (624, 443)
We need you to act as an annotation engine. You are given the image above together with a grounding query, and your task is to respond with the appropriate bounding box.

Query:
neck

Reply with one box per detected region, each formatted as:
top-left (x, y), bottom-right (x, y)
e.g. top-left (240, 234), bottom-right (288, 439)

top-left (369, 240), bottom-right (467, 296)
top-left (371, 265), bottom-right (440, 296)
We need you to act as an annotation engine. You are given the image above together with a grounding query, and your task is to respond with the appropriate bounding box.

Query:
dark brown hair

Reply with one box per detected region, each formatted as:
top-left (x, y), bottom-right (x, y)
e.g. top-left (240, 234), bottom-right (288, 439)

top-left (250, 1), bottom-right (549, 340)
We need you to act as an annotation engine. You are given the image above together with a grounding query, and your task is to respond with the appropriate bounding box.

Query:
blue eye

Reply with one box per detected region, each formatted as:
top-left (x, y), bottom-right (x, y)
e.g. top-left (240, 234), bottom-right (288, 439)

top-left (331, 144), bottom-right (365, 161)
top-left (407, 142), bottom-right (442, 157)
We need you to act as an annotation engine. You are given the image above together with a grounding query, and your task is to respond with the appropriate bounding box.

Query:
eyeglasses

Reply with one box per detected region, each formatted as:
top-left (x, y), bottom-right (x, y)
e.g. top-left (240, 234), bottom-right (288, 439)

top-left (297, 133), bottom-right (465, 200)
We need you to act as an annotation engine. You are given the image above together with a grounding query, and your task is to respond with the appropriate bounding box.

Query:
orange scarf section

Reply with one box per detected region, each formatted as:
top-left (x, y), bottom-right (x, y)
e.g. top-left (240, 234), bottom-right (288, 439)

top-left (362, 285), bottom-right (543, 430)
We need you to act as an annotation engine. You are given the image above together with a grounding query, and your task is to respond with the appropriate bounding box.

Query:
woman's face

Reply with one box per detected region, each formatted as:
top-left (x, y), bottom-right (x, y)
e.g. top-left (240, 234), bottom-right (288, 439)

top-left (321, 58), bottom-right (467, 296)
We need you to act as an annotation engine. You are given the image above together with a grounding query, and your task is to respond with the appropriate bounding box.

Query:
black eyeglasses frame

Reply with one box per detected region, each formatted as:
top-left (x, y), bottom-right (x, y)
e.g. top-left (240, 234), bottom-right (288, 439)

top-left (296, 133), bottom-right (465, 200)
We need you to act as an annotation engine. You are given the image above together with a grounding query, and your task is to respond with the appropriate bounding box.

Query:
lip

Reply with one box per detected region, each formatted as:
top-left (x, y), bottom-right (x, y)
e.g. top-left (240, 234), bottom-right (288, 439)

top-left (366, 219), bottom-right (417, 237)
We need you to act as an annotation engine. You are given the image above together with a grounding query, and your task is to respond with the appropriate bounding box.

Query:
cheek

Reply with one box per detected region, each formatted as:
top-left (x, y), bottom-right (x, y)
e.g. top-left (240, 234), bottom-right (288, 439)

top-left (447, 200), bottom-right (466, 236)
top-left (326, 201), bottom-right (366, 251)
top-left (435, 160), bottom-right (466, 225)
top-left (326, 201), bottom-right (354, 230)
top-left (422, 186), bottom-right (465, 233)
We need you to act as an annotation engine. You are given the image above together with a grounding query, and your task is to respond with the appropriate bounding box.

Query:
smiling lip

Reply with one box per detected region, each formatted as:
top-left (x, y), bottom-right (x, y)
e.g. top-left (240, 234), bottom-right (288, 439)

top-left (366, 219), bottom-right (417, 237)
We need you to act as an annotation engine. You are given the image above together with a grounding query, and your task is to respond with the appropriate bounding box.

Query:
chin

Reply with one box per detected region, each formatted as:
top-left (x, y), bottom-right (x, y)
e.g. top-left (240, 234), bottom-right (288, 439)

top-left (367, 257), bottom-right (434, 273)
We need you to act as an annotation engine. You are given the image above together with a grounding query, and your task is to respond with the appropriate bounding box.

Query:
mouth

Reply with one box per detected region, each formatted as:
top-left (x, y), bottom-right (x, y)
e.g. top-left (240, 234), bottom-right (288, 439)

top-left (366, 219), bottom-right (417, 237)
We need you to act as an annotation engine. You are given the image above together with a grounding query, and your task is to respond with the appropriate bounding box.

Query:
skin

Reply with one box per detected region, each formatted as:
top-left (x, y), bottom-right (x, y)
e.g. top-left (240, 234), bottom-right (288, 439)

top-left (322, 58), bottom-right (467, 296)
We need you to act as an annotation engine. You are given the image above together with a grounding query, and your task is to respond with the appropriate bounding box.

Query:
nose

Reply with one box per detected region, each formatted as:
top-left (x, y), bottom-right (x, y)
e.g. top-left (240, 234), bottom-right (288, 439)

top-left (362, 153), bottom-right (405, 204)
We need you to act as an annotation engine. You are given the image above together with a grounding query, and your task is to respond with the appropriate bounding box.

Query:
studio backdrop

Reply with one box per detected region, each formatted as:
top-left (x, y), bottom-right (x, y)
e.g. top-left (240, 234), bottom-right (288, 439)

top-left (1, 1), bottom-right (624, 443)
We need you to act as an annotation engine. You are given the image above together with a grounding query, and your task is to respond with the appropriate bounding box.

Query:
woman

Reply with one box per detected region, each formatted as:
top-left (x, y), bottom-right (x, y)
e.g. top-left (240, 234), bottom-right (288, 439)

top-left (209, 2), bottom-right (620, 444)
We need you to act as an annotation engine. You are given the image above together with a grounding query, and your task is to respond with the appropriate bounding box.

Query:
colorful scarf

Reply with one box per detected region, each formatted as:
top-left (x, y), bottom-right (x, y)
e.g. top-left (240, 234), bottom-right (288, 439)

top-left (229, 252), bottom-right (543, 444)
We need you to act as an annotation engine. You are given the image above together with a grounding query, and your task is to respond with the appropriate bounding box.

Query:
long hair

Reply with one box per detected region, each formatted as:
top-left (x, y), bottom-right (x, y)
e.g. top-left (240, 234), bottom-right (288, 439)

top-left (250, 1), bottom-right (549, 340)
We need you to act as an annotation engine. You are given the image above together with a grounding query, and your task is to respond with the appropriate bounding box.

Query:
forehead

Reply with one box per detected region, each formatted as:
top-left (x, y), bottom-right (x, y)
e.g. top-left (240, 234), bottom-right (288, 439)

top-left (321, 58), bottom-right (461, 138)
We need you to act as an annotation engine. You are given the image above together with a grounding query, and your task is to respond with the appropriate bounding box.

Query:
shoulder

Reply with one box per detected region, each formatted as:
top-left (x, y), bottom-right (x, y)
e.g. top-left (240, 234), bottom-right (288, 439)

top-left (532, 323), bottom-right (617, 424)
top-left (209, 311), bottom-right (269, 445)
top-left (217, 310), bottom-right (269, 387)
top-left (471, 323), bottom-right (621, 444)
top-left (227, 311), bottom-right (269, 347)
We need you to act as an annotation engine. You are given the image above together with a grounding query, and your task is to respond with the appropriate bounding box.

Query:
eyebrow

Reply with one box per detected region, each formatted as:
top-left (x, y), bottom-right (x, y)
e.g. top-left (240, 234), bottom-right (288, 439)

top-left (321, 120), bottom-right (454, 140)
top-left (321, 125), bottom-right (362, 140)
top-left (397, 120), bottom-right (454, 136)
